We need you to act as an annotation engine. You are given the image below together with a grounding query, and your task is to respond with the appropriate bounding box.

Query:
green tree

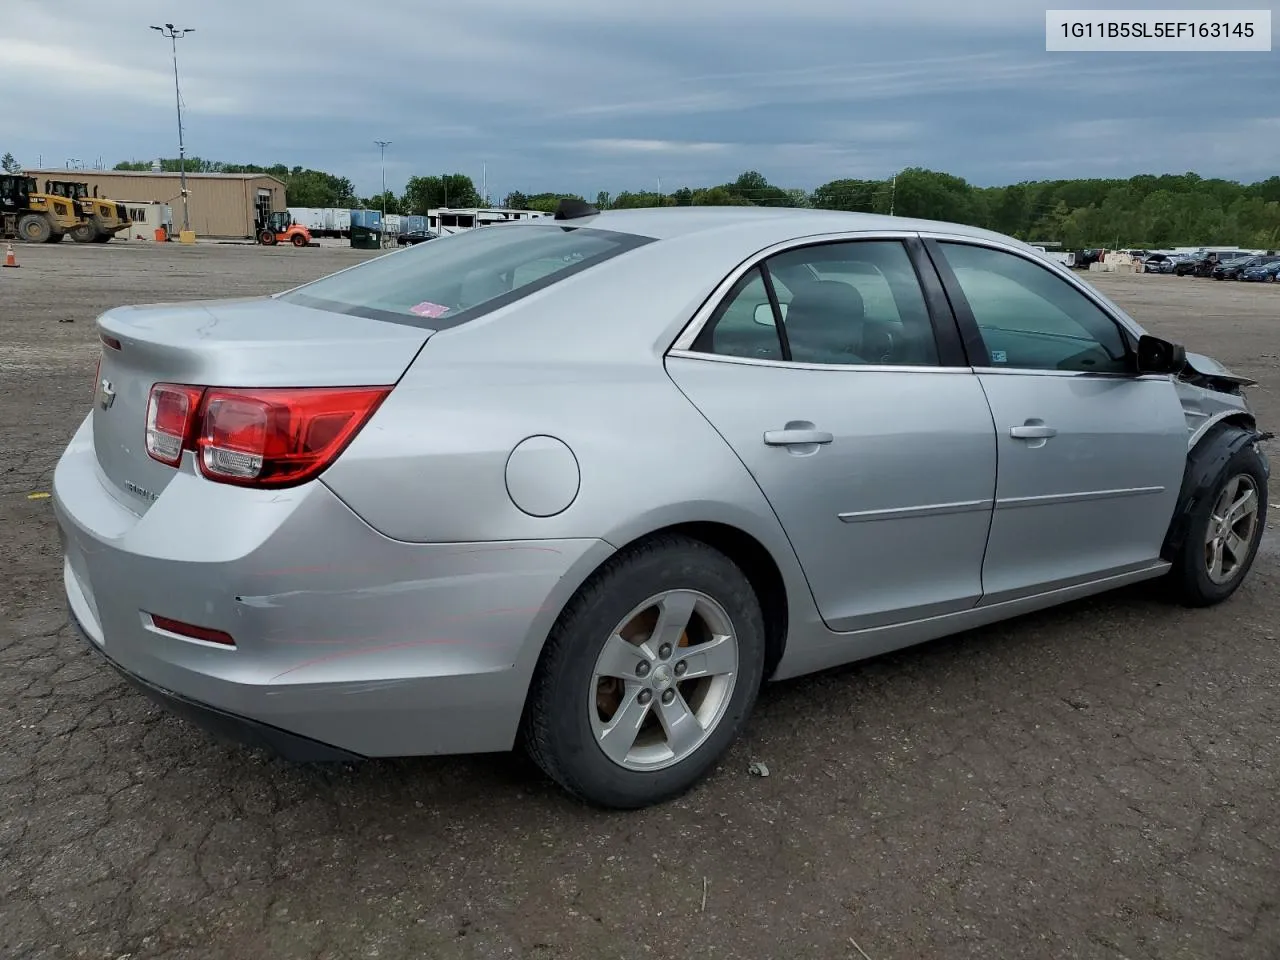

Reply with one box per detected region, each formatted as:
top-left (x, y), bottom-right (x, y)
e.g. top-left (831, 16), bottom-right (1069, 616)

top-left (365, 191), bottom-right (402, 215)
top-left (691, 186), bottom-right (752, 206)
top-left (1, 152), bottom-right (19, 174)
top-left (404, 174), bottom-right (480, 213)
top-left (810, 178), bottom-right (883, 212)
top-left (724, 170), bottom-right (795, 206)
top-left (523, 192), bottom-right (585, 213)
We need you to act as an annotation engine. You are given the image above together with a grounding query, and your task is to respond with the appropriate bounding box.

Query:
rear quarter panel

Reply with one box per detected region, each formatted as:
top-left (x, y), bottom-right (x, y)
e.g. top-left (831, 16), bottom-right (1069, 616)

top-left (319, 229), bottom-right (823, 629)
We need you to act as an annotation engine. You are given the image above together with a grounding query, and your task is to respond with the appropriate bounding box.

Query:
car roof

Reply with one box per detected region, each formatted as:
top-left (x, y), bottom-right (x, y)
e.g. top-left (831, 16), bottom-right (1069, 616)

top-left (556, 205), bottom-right (1038, 252)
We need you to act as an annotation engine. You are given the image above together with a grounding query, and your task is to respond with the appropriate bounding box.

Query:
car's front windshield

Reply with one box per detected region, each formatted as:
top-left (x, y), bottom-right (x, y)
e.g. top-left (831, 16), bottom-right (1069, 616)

top-left (280, 223), bottom-right (652, 328)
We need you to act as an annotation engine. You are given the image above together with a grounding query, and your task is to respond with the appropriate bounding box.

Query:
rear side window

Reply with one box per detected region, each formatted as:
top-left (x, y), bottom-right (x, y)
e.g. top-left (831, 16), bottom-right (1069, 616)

top-left (280, 224), bottom-right (653, 328)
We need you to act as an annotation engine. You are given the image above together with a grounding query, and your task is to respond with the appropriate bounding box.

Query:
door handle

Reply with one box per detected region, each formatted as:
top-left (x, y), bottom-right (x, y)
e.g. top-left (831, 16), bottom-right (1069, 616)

top-left (763, 428), bottom-right (834, 446)
top-left (1010, 424), bottom-right (1057, 439)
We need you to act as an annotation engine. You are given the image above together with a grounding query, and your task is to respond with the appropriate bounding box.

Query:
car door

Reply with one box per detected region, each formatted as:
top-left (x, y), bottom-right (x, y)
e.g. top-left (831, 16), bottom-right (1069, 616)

top-left (924, 237), bottom-right (1188, 604)
top-left (665, 236), bottom-right (998, 633)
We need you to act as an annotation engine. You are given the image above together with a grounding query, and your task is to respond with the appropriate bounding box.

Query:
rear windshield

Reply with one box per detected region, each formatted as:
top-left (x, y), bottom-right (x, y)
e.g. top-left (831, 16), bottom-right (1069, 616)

top-left (279, 223), bottom-right (653, 328)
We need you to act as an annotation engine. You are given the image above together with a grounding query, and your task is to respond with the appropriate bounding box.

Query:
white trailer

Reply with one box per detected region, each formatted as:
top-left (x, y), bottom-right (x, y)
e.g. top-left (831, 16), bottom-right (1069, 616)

top-left (425, 207), bottom-right (547, 235)
top-left (287, 207), bottom-right (327, 232)
top-left (322, 208), bottom-right (352, 236)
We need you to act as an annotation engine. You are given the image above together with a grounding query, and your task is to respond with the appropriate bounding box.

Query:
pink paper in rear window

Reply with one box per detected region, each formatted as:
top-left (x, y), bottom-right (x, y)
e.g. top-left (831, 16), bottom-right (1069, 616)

top-left (409, 301), bottom-right (450, 318)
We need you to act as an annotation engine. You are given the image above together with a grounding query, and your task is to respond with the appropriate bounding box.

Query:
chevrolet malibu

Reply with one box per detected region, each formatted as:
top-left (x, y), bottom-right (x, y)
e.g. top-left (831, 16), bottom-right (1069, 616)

top-left (54, 203), bottom-right (1270, 809)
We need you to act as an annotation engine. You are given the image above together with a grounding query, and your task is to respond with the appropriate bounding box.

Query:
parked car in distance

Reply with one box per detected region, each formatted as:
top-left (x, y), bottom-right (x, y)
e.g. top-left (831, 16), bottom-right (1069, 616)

top-left (1143, 253), bottom-right (1181, 273)
top-left (397, 229), bottom-right (437, 246)
top-left (53, 204), bottom-right (1271, 809)
top-left (1213, 255), bottom-right (1277, 280)
top-left (1240, 259), bottom-right (1280, 282)
top-left (1174, 252), bottom-right (1235, 277)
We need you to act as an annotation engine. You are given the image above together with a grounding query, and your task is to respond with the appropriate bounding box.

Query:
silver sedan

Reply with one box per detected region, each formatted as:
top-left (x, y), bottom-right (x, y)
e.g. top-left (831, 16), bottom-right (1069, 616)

top-left (53, 204), bottom-right (1270, 809)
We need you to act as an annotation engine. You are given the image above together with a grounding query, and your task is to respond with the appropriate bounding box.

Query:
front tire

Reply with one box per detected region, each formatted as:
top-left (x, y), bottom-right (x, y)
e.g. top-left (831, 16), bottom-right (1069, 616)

top-left (1167, 441), bottom-right (1268, 607)
top-left (17, 214), bottom-right (51, 243)
top-left (70, 222), bottom-right (99, 243)
top-left (291, 233), bottom-right (308, 247)
top-left (523, 535), bottom-right (766, 809)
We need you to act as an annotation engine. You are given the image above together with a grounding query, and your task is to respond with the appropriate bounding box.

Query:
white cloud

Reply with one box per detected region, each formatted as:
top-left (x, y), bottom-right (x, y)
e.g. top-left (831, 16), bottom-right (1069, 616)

top-left (570, 139), bottom-right (732, 154)
top-left (1, 0), bottom-right (1273, 194)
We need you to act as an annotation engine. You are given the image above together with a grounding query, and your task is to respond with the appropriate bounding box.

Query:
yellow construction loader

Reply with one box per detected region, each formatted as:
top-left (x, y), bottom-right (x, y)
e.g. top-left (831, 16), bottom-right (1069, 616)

top-left (44, 179), bottom-right (133, 243)
top-left (0, 175), bottom-right (84, 242)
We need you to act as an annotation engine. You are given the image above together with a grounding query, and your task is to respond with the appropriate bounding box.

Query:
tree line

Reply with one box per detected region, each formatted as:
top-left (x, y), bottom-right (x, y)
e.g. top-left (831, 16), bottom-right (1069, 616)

top-left (39, 156), bottom-right (1278, 249)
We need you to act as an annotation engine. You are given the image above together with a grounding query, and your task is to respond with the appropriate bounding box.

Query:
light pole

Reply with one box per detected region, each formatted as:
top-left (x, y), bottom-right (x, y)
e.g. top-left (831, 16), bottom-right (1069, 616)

top-left (374, 140), bottom-right (391, 242)
top-left (151, 23), bottom-right (195, 235)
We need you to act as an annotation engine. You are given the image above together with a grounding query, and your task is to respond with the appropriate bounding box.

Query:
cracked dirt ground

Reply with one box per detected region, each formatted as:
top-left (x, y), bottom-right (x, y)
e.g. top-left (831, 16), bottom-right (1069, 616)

top-left (1, 243), bottom-right (1277, 960)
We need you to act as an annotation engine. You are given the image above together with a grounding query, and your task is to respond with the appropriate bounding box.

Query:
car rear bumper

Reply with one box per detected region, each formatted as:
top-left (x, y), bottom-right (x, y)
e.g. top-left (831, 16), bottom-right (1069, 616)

top-left (69, 606), bottom-right (363, 761)
top-left (53, 414), bottom-right (614, 758)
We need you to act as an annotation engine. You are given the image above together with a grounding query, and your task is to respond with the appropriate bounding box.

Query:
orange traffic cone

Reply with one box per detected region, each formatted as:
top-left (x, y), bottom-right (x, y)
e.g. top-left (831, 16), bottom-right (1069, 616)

top-left (2, 242), bottom-right (18, 268)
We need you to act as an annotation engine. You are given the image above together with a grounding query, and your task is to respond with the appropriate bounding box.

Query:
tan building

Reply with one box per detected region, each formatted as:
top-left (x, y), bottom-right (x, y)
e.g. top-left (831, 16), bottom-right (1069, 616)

top-left (26, 170), bottom-right (287, 239)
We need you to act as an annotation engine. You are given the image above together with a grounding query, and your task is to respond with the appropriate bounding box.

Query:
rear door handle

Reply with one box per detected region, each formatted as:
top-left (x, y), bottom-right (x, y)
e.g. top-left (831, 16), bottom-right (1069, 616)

top-left (763, 428), bottom-right (834, 446)
top-left (1010, 424), bottom-right (1057, 439)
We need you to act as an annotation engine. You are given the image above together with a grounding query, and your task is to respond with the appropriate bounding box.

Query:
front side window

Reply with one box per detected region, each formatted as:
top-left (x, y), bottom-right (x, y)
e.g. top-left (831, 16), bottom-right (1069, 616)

top-left (936, 242), bottom-right (1131, 374)
top-left (693, 240), bottom-right (940, 366)
top-left (280, 223), bottom-right (652, 328)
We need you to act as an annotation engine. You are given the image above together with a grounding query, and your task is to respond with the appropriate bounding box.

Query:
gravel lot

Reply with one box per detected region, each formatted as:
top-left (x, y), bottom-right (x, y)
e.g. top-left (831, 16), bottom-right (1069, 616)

top-left (1, 241), bottom-right (1277, 960)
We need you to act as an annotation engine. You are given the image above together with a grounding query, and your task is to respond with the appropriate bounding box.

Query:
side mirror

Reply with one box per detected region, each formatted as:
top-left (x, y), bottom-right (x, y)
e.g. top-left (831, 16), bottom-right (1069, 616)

top-left (1136, 334), bottom-right (1186, 375)
top-left (753, 302), bottom-right (788, 325)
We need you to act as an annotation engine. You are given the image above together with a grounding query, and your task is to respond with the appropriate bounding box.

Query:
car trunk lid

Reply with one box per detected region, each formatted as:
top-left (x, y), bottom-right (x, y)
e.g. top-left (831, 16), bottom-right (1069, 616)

top-left (93, 296), bottom-right (432, 513)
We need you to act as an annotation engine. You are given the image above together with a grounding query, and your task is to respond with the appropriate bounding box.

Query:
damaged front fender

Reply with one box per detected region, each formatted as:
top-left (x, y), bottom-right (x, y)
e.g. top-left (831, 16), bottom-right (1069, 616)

top-left (1160, 421), bottom-right (1270, 563)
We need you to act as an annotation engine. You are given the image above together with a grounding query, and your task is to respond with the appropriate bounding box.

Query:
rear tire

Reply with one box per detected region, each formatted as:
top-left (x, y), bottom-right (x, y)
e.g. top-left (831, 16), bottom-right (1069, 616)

top-left (70, 222), bottom-right (98, 243)
top-left (91, 232), bottom-right (112, 243)
top-left (522, 535), bottom-right (766, 809)
top-left (17, 214), bottom-right (51, 244)
top-left (1166, 441), bottom-right (1268, 607)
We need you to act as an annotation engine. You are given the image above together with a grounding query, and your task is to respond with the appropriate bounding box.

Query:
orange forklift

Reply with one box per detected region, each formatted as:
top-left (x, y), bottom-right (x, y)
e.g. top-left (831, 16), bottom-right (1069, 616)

top-left (254, 210), bottom-right (315, 247)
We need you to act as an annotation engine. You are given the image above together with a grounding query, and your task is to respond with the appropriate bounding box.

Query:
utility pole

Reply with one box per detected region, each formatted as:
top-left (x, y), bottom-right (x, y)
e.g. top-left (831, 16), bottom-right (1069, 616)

top-left (150, 23), bottom-right (195, 235)
top-left (375, 140), bottom-right (391, 242)
top-left (889, 173), bottom-right (897, 217)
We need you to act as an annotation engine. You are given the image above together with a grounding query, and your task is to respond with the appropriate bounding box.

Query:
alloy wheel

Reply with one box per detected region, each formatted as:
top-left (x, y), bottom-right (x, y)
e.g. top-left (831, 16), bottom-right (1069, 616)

top-left (589, 589), bottom-right (739, 772)
top-left (1204, 474), bottom-right (1260, 585)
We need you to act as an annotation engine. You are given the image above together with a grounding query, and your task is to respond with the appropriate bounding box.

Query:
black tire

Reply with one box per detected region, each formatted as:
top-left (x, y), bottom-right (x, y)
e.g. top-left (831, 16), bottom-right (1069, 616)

top-left (46, 230), bottom-right (65, 243)
top-left (69, 222), bottom-right (98, 243)
top-left (91, 232), bottom-right (112, 243)
top-left (258, 229), bottom-right (276, 245)
top-left (1166, 439), bottom-right (1268, 607)
top-left (291, 233), bottom-right (308, 247)
top-left (17, 214), bottom-right (51, 244)
top-left (522, 535), bottom-right (766, 809)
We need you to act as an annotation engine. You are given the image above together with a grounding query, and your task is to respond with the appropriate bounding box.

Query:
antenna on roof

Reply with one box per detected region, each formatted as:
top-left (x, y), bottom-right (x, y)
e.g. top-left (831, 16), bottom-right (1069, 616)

top-left (554, 198), bottom-right (599, 220)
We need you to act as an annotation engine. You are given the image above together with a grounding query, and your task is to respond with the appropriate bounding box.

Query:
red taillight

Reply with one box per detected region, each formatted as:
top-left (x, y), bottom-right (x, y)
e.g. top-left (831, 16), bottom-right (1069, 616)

top-left (149, 614), bottom-right (236, 647)
top-left (145, 383), bottom-right (204, 466)
top-left (143, 383), bottom-right (390, 487)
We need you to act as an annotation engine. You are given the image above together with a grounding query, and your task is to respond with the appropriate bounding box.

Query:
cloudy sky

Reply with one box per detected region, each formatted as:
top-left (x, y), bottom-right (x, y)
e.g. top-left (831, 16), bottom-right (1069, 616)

top-left (4, 0), bottom-right (1277, 199)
